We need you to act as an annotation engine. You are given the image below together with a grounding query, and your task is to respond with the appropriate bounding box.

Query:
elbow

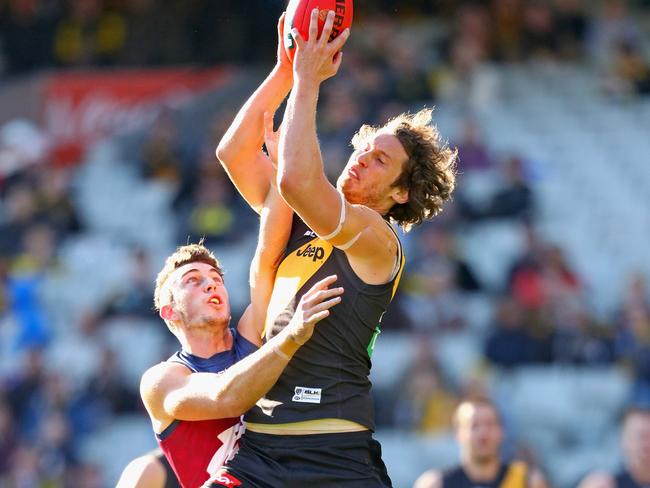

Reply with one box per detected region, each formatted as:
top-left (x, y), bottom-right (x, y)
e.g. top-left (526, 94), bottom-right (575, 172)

top-left (215, 143), bottom-right (230, 168)
top-left (277, 170), bottom-right (301, 204)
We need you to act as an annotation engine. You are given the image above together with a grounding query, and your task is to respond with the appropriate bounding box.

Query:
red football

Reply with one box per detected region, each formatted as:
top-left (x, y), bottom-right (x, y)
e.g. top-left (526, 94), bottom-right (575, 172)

top-left (283, 0), bottom-right (353, 62)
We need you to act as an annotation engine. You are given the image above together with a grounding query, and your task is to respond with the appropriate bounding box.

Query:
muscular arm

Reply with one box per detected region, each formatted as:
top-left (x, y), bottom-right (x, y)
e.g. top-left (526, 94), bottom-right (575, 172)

top-left (141, 276), bottom-right (343, 431)
top-left (277, 11), bottom-right (398, 284)
top-left (215, 16), bottom-right (293, 214)
top-left (237, 113), bottom-right (294, 346)
top-left (242, 183), bottom-right (293, 345)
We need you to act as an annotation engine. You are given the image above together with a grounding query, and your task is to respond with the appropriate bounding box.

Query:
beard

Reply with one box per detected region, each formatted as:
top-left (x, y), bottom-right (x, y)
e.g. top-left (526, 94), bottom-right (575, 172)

top-left (180, 310), bottom-right (230, 331)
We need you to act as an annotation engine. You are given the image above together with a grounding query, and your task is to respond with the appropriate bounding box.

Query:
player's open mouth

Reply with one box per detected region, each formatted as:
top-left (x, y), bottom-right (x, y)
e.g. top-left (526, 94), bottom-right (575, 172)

top-left (208, 296), bottom-right (222, 306)
top-left (348, 167), bottom-right (360, 179)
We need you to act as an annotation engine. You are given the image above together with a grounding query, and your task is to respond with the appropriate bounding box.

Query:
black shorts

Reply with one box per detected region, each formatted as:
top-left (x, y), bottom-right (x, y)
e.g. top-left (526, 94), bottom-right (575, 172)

top-left (154, 449), bottom-right (181, 488)
top-left (209, 430), bottom-right (392, 488)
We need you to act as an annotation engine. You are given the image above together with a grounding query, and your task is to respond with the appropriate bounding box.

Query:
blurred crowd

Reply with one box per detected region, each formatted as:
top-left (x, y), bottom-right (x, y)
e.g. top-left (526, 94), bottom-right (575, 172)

top-left (2, 0), bottom-right (650, 96)
top-left (1, 0), bottom-right (650, 486)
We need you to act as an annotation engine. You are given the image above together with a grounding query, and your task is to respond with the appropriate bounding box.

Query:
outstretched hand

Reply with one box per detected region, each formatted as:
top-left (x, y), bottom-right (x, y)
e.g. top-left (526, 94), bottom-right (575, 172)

top-left (290, 9), bottom-right (350, 86)
top-left (286, 275), bottom-right (343, 345)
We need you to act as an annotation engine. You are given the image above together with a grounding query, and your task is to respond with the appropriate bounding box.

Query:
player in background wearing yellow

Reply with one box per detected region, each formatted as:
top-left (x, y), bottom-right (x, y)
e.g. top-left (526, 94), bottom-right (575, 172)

top-left (578, 407), bottom-right (650, 488)
top-left (413, 398), bottom-right (548, 488)
top-left (215, 9), bottom-right (457, 488)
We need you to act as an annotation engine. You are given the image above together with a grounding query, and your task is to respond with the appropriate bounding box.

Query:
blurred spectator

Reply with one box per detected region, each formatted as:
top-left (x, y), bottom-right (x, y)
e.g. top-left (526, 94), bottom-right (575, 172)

top-left (578, 407), bottom-right (650, 488)
top-left (0, 182), bottom-right (39, 257)
top-left (491, 0), bottom-right (524, 61)
top-left (485, 297), bottom-right (552, 368)
top-left (588, 0), bottom-right (642, 67)
top-left (92, 247), bottom-right (156, 321)
top-left (554, 0), bottom-right (588, 59)
top-left (73, 346), bottom-right (138, 431)
top-left (393, 339), bottom-right (459, 433)
top-left (455, 118), bottom-right (492, 173)
top-left (52, 0), bottom-right (127, 67)
top-left (520, 2), bottom-right (558, 59)
top-left (615, 274), bottom-right (650, 403)
top-left (0, 0), bottom-right (55, 74)
top-left (6, 224), bottom-right (56, 351)
top-left (606, 41), bottom-right (650, 97)
top-left (0, 398), bottom-right (17, 479)
top-left (34, 167), bottom-right (82, 240)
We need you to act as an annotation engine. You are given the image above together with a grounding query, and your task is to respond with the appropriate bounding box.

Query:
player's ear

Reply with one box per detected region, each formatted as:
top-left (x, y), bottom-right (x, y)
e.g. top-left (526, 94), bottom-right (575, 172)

top-left (392, 186), bottom-right (408, 205)
top-left (160, 304), bottom-right (177, 321)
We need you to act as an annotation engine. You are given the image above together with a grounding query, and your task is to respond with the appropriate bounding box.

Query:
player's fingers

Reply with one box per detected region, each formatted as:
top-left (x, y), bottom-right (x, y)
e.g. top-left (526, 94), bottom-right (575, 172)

top-left (309, 295), bottom-right (342, 314)
top-left (304, 275), bottom-right (338, 297)
top-left (309, 8), bottom-right (319, 43)
top-left (307, 309), bottom-right (330, 324)
top-left (320, 10), bottom-right (335, 46)
top-left (329, 28), bottom-right (350, 53)
top-left (290, 28), bottom-right (305, 50)
top-left (306, 286), bottom-right (344, 307)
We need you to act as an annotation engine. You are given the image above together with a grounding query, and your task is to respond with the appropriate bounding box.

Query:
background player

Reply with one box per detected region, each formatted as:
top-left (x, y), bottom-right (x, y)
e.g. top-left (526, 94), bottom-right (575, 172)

top-left (413, 398), bottom-right (548, 488)
top-left (214, 9), bottom-right (457, 488)
top-left (578, 407), bottom-right (650, 488)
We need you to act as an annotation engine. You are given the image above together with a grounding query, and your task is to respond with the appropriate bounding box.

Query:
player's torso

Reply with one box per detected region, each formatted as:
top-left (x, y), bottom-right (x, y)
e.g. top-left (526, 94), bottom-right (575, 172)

top-left (246, 215), bottom-right (403, 430)
top-left (443, 462), bottom-right (528, 488)
top-left (157, 331), bottom-right (257, 488)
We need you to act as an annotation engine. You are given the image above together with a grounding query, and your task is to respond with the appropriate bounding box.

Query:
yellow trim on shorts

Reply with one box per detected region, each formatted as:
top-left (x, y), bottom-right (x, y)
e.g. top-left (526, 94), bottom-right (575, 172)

top-left (246, 418), bottom-right (368, 435)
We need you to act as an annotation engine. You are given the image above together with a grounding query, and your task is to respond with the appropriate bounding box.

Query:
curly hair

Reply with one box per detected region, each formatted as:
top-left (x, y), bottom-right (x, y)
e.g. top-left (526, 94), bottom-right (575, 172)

top-left (351, 108), bottom-right (457, 232)
top-left (153, 242), bottom-right (223, 311)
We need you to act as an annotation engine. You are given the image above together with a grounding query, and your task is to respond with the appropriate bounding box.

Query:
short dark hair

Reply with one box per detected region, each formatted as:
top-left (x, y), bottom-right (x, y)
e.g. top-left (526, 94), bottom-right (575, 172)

top-left (351, 108), bottom-right (458, 232)
top-left (154, 242), bottom-right (223, 311)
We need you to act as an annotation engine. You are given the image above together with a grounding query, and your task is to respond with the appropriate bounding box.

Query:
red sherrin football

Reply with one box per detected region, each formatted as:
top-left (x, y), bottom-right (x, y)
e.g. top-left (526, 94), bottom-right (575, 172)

top-left (284, 0), bottom-right (353, 62)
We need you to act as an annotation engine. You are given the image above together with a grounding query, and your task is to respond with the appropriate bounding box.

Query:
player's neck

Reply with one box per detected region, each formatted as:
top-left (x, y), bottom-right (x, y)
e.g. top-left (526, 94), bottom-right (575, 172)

top-left (181, 327), bottom-right (233, 358)
top-left (462, 456), bottom-right (501, 482)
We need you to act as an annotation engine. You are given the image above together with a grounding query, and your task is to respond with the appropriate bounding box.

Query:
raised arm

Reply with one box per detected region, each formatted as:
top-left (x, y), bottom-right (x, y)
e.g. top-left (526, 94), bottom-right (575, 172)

top-left (236, 112), bottom-right (293, 346)
top-left (141, 275), bottom-right (343, 430)
top-left (215, 15), bottom-right (293, 214)
top-left (277, 10), bottom-right (400, 284)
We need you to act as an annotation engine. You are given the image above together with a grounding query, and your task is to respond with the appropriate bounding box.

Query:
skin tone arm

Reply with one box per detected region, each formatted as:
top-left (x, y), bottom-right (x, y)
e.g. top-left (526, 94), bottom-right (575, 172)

top-left (277, 11), bottom-right (402, 284)
top-left (215, 15), bottom-right (293, 214)
top-left (141, 275), bottom-right (343, 431)
top-left (243, 113), bottom-right (293, 344)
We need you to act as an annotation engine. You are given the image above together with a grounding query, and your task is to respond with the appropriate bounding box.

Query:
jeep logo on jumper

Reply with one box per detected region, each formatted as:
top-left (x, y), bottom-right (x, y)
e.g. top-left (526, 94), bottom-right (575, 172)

top-left (296, 244), bottom-right (325, 262)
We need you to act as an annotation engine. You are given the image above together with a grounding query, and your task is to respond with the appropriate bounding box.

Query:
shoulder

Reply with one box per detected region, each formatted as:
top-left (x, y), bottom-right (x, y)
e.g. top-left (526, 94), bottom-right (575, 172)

top-left (577, 472), bottom-right (616, 488)
top-left (413, 469), bottom-right (442, 488)
top-left (140, 362), bottom-right (191, 408)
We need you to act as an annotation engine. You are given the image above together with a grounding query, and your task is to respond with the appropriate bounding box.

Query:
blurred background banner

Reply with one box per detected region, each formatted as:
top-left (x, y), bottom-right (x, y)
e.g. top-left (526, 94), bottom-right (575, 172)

top-left (41, 68), bottom-right (232, 165)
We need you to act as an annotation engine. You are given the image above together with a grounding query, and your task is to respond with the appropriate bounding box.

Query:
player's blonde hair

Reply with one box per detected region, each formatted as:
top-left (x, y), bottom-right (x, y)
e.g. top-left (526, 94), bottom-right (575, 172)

top-left (154, 242), bottom-right (223, 311)
top-left (351, 108), bottom-right (457, 232)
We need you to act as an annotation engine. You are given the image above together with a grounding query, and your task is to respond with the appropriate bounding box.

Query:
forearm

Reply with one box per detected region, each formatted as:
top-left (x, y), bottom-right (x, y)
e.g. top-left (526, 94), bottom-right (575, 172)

top-left (277, 80), bottom-right (325, 192)
top-left (210, 328), bottom-right (301, 416)
top-left (249, 185), bottom-right (293, 338)
top-left (216, 67), bottom-right (293, 212)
